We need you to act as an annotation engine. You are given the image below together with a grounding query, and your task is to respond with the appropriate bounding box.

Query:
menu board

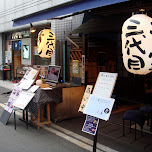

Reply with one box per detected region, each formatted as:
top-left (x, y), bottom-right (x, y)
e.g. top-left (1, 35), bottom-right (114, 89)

top-left (82, 72), bottom-right (118, 135)
top-left (93, 72), bottom-right (118, 98)
top-left (13, 91), bottom-right (35, 110)
top-left (24, 67), bottom-right (38, 80)
top-left (4, 86), bottom-right (22, 113)
top-left (17, 78), bottom-right (34, 90)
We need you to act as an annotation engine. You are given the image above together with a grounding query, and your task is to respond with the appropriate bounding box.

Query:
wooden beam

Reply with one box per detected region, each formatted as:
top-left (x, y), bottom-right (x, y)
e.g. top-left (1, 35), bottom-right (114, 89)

top-left (66, 36), bottom-right (79, 49)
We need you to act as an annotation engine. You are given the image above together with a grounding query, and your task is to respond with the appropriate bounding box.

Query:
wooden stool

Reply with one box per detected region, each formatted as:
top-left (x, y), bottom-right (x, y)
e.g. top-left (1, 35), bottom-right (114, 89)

top-left (31, 103), bottom-right (51, 130)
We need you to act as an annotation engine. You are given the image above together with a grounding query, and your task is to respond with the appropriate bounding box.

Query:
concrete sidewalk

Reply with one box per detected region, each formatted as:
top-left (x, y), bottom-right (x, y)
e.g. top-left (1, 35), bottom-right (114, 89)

top-left (0, 80), bottom-right (14, 90)
top-left (0, 80), bottom-right (152, 152)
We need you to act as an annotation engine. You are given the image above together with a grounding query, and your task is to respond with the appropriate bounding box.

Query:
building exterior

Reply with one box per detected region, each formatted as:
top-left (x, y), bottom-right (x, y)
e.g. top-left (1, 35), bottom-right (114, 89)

top-left (1, 0), bottom-right (152, 104)
top-left (0, 0), bottom-right (83, 79)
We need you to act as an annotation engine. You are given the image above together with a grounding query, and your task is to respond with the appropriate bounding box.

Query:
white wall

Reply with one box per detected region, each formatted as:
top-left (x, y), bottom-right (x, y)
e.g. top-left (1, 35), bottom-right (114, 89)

top-left (0, 0), bottom-right (75, 33)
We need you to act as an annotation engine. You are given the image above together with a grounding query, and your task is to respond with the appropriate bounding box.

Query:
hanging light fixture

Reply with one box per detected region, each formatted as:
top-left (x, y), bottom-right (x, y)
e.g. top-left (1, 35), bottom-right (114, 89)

top-left (30, 23), bottom-right (36, 33)
top-left (121, 9), bottom-right (152, 75)
top-left (37, 25), bottom-right (55, 58)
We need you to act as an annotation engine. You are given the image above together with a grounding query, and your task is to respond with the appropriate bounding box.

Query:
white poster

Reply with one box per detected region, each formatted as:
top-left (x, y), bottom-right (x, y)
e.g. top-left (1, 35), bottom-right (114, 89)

top-left (13, 91), bottom-right (35, 110)
top-left (24, 67), bottom-right (38, 80)
top-left (4, 86), bottom-right (22, 113)
top-left (4, 97), bottom-right (15, 113)
top-left (5, 51), bottom-right (12, 63)
top-left (17, 78), bottom-right (34, 90)
top-left (10, 86), bottom-right (22, 100)
top-left (83, 95), bottom-right (115, 121)
top-left (93, 72), bottom-right (118, 98)
top-left (28, 85), bottom-right (39, 93)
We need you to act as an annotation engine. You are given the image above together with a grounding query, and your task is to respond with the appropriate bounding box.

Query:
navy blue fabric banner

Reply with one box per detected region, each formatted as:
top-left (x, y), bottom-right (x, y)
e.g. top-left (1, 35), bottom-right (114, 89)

top-left (13, 0), bottom-right (129, 27)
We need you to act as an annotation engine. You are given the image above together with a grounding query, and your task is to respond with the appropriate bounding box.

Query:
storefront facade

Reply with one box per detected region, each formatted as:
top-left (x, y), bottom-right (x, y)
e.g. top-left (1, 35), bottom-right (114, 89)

top-left (1, 0), bottom-right (152, 104)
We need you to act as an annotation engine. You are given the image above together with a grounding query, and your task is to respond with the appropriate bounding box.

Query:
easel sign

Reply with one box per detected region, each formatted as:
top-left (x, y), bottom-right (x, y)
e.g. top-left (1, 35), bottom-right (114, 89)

top-left (78, 85), bottom-right (93, 112)
top-left (82, 72), bottom-right (118, 152)
top-left (0, 86), bottom-right (22, 125)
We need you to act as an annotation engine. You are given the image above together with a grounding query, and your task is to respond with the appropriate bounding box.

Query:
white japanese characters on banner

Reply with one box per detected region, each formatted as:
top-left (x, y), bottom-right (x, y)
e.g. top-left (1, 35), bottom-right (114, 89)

top-left (122, 14), bottom-right (152, 75)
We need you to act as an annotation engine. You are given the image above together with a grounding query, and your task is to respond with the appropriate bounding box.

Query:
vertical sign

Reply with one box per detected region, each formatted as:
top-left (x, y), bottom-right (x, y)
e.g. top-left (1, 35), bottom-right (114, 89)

top-left (78, 85), bottom-right (93, 112)
top-left (82, 55), bottom-right (85, 83)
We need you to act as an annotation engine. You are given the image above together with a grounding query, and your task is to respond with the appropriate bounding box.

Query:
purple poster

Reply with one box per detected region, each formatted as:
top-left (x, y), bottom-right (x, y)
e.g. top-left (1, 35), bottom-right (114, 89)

top-left (82, 115), bottom-right (99, 136)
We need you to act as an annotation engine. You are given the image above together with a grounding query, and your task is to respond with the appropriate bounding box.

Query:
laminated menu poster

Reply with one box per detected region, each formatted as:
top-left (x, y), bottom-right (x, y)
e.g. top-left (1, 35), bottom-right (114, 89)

top-left (16, 67), bottom-right (38, 90)
top-left (13, 91), bottom-right (35, 110)
top-left (24, 67), bottom-right (38, 80)
top-left (4, 86), bottom-right (22, 113)
top-left (82, 115), bottom-right (99, 135)
top-left (10, 86), bottom-right (22, 100)
top-left (17, 78), bottom-right (35, 90)
top-left (4, 97), bottom-right (15, 113)
top-left (28, 85), bottom-right (39, 93)
top-left (93, 72), bottom-right (118, 98)
top-left (83, 95), bottom-right (115, 121)
top-left (0, 86), bottom-right (22, 125)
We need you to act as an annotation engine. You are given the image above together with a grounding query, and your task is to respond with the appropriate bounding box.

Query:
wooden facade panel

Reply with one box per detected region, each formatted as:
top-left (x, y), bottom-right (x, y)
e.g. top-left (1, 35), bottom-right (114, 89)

top-left (50, 86), bottom-right (85, 121)
top-left (87, 62), bottom-right (97, 78)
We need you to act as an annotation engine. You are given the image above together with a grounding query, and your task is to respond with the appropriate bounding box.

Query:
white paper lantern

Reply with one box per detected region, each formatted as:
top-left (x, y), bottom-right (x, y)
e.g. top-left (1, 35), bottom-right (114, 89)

top-left (122, 14), bottom-right (152, 75)
top-left (37, 29), bottom-right (55, 58)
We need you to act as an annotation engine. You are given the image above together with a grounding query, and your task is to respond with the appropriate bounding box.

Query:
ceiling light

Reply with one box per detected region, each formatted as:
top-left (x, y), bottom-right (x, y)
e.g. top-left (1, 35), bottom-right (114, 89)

top-left (30, 23), bottom-right (36, 33)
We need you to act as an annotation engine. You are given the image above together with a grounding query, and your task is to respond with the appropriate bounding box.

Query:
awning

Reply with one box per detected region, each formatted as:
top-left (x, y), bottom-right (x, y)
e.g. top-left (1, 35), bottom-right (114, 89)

top-left (13, 0), bottom-right (129, 27)
top-left (71, 14), bottom-right (129, 34)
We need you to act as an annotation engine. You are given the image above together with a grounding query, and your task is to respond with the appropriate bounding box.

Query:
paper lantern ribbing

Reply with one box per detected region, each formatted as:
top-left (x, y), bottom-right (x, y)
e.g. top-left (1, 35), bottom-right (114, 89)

top-left (37, 29), bottom-right (55, 58)
top-left (122, 14), bottom-right (152, 75)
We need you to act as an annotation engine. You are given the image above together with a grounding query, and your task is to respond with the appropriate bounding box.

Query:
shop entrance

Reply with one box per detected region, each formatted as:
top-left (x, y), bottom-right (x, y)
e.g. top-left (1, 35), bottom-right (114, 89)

top-left (12, 40), bottom-right (21, 80)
